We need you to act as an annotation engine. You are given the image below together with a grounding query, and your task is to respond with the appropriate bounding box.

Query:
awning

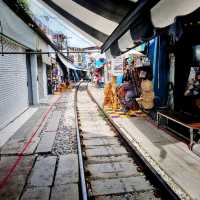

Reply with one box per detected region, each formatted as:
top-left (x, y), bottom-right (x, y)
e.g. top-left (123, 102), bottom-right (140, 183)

top-left (151, 0), bottom-right (200, 28)
top-left (57, 53), bottom-right (88, 71)
top-left (40, 0), bottom-right (139, 46)
top-left (101, 0), bottom-right (200, 56)
top-left (16, 0), bottom-right (199, 58)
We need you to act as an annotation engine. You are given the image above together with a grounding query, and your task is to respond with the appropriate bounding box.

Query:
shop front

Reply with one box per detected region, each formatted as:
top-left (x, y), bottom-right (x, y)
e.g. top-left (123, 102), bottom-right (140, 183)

top-left (99, 0), bottom-right (200, 151)
top-left (46, 59), bottom-right (65, 95)
top-left (155, 9), bottom-right (200, 146)
top-left (0, 37), bottom-right (29, 129)
top-left (0, 1), bottom-right (39, 129)
top-left (103, 47), bottom-right (155, 116)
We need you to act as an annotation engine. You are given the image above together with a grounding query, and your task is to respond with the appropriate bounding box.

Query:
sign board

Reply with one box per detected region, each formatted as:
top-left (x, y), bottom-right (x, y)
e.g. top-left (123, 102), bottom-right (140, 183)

top-left (111, 57), bottom-right (123, 76)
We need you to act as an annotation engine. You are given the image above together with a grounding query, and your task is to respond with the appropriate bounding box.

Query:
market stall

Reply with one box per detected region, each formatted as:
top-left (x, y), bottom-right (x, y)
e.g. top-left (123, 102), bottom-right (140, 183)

top-left (101, 1), bottom-right (200, 149)
top-left (103, 48), bottom-right (155, 118)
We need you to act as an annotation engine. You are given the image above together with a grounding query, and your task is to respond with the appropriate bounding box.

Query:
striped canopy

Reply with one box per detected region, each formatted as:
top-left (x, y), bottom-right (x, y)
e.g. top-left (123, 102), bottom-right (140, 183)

top-left (57, 53), bottom-right (88, 71)
top-left (40, 0), bottom-right (138, 47)
top-left (40, 0), bottom-right (200, 58)
top-left (102, 0), bottom-right (200, 57)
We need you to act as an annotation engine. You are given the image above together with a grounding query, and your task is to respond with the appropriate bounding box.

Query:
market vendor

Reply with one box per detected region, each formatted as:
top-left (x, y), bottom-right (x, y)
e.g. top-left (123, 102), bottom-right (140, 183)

top-left (136, 67), bottom-right (155, 110)
top-left (118, 79), bottom-right (138, 112)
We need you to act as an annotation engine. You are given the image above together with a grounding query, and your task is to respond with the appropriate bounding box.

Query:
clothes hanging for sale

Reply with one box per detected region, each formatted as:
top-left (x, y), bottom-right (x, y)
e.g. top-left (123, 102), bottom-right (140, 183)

top-left (149, 36), bottom-right (170, 106)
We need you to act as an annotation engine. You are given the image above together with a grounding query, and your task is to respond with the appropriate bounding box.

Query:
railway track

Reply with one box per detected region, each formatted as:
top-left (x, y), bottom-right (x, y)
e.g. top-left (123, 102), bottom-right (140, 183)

top-left (75, 82), bottom-right (179, 200)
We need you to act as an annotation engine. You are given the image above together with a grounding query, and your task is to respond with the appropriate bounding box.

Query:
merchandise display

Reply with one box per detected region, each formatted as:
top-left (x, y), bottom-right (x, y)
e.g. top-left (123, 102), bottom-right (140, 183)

top-left (137, 79), bottom-right (155, 110)
top-left (104, 52), bottom-right (154, 115)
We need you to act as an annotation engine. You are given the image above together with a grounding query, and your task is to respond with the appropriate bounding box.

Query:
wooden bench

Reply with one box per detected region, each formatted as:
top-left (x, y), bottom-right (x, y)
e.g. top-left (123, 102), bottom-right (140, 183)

top-left (157, 111), bottom-right (200, 149)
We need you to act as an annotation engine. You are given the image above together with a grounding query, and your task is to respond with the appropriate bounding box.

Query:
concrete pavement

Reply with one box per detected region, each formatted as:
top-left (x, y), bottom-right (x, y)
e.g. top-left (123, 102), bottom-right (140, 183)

top-left (0, 90), bottom-right (79, 200)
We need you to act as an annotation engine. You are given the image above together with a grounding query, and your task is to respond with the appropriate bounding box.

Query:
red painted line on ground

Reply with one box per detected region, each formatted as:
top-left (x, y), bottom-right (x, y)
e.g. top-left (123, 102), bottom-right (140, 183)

top-left (0, 95), bottom-right (62, 190)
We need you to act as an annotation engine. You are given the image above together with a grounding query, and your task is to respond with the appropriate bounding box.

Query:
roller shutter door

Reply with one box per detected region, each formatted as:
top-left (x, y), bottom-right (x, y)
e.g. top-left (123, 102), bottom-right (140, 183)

top-left (0, 39), bottom-right (29, 129)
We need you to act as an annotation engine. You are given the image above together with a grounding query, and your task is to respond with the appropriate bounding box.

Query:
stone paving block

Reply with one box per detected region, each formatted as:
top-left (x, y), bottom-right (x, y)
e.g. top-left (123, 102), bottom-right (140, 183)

top-left (87, 162), bottom-right (139, 179)
top-left (21, 187), bottom-right (50, 200)
top-left (87, 155), bottom-right (133, 164)
top-left (91, 178), bottom-right (128, 196)
top-left (54, 154), bottom-right (78, 185)
top-left (81, 127), bottom-right (112, 133)
top-left (80, 122), bottom-right (108, 128)
top-left (45, 111), bottom-right (62, 132)
top-left (14, 156), bottom-right (35, 177)
top-left (79, 116), bottom-right (97, 120)
top-left (134, 191), bottom-right (160, 200)
top-left (0, 179), bottom-right (24, 200)
top-left (95, 190), bottom-right (157, 200)
top-left (125, 176), bottom-right (153, 192)
top-left (83, 138), bottom-right (120, 147)
top-left (28, 156), bottom-right (57, 187)
top-left (85, 145), bottom-right (128, 157)
top-left (0, 156), bottom-right (35, 179)
top-left (51, 184), bottom-right (79, 200)
top-left (0, 107), bottom-right (38, 148)
top-left (1, 136), bottom-right (40, 155)
top-left (25, 136), bottom-right (40, 154)
top-left (36, 132), bottom-right (57, 153)
top-left (1, 138), bottom-right (26, 154)
top-left (80, 122), bottom-right (107, 126)
top-left (0, 157), bottom-right (17, 178)
top-left (91, 176), bottom-right (152, 196)
top-left (0, 156), bottom-right (35, 200)
top-left (83, 132), bottom-right (116, 139)
top-left (10, 107), bottom-right (47, 141)
top-left (79, 113), bottom-right (101, 117)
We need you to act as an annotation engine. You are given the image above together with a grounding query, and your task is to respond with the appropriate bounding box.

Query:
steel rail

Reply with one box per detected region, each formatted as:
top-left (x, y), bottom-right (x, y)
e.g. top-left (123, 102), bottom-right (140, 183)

top-left (87, 85), bottom-right (181, 200)
top-left (74, 82), bottom-right (88, 200)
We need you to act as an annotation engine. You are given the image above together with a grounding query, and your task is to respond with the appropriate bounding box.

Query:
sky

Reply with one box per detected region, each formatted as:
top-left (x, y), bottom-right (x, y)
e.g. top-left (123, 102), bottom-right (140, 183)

top-left (29, 0), bottom-right (96, 48)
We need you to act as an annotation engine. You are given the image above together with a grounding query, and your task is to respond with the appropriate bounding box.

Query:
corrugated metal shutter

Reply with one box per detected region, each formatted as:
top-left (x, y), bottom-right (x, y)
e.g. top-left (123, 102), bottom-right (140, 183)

top-left (0, 38), bottom-right (29, 129)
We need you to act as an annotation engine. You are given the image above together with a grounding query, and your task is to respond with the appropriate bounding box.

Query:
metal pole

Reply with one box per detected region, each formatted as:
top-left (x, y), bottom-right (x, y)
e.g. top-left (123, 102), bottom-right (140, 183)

top-left (0, 21), bottom-right (4, 56)
top-left (0, 51), bottom-right (100, 55)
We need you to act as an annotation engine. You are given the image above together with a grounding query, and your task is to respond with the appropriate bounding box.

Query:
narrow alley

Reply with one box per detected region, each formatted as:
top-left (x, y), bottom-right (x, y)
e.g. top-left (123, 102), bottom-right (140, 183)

top-left (1, 0), bottom-right (200, 200)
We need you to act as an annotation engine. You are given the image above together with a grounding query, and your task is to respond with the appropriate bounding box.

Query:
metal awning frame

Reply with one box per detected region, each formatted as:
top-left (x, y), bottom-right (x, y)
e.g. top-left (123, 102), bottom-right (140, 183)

top-left (0, 51), bottom-right (100, 55)
top-left (101, 0), bottom-right (160, 53)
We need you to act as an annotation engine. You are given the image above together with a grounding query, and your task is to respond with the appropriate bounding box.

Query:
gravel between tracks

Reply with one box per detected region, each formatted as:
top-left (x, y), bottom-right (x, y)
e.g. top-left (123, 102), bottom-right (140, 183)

top-left (51, 92), bottom-right (77, 155)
